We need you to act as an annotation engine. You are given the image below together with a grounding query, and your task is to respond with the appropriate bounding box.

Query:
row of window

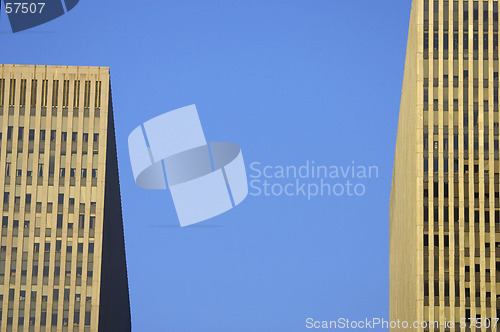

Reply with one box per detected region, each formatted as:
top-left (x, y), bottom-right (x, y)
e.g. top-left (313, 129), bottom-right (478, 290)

top-left (424, 204), bottom-right (500, 219)
top-left (31, 242), bottom-right (94, 254)
top-left (2, 214), bottom-right (96, 229)
top-left (3, 194), bottom-right (97, 213)
top-left (424, 91), bottom-right (500, 107)
top-left (1, 243), bottom-right (94, 274)
top-left (4, 290), bottom-right (92, 304)
top-left (424, 74), bottom-right (500, 87)
top-left (0, 105), bottom-right (100, 119)
top-left (0, 79), bottom-right (101, 109)
top-left (424, 0), bottom-right (499, 33)
top-left (423, 233), bottom-right (500, 247)
top-left (8, 167), bottom-right (98, 179)
top-left (425, 32), bottom-right (498, 50)
top-left (3, 128), bottom-right (99, 144)
top-left (1, 129), bottom-right (100, 163)
top-left (0, 291), bottom-right (92, 327)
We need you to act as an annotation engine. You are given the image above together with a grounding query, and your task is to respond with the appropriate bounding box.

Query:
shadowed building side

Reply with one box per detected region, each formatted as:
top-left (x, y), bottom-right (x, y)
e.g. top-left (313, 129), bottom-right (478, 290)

top-left (98, 86), bottom-right (131, 332)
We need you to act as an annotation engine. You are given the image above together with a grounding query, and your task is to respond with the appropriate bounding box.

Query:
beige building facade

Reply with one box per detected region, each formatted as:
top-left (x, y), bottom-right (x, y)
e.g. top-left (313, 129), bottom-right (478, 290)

top-left (0, 65), bottom-right (130, 331)
top-left (391, 0), bottom-right (500, 331)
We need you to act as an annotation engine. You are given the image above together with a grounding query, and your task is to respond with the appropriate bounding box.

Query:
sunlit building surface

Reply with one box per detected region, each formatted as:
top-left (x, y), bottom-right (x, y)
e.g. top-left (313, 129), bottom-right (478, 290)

top-left (0, 64), bottom-right (130, 331)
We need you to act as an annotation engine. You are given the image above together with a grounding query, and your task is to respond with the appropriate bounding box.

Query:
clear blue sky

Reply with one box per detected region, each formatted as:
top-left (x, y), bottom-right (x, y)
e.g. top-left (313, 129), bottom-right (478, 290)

top-left (1, 0), bottom-right (412, 330)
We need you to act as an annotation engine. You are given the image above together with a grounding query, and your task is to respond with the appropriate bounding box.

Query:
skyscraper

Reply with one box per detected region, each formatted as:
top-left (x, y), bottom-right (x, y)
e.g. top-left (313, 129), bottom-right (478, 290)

top-left (0, 65), bottom-right (130, 331)
top-left (391, 0), bottom-right (500, 331)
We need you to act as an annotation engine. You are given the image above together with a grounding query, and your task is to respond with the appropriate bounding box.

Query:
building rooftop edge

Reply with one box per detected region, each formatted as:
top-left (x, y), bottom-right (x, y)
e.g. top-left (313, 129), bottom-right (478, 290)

top-left (0, 64), bottom-right (110, 72)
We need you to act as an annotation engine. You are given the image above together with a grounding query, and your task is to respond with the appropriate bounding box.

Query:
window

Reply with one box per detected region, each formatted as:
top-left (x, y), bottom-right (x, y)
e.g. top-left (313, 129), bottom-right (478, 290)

top-left (0, 79), bottom-right (4, 106)
top-left (73, 80), bottom-right (80, 108)
top-left (69, 198), bottom-right (75, 213)
top-left (30, 79), bottom-right (37, 107)
top-left (84, 81), bottom-right (91, 108)
top-left (14, 196), bottom-right (20, 211)
top-left (8, 79), bottom-right (16, 106)
top-left (85, 311), bottom-right (91, 326)
top-left (19, 79), bottom-right (26, 107)
top-left (41, 79), bottom-right (48, 107)
top-left (62, 80), bottom-right (69, 108)
top-left (52, 80), bottom-right (59, 107)
top-left (18, 290), bottom-right (25, 302)
top-left (57, 215), bottom-right (63, 229)
top-left (95, 81), bottom-right (101, 108)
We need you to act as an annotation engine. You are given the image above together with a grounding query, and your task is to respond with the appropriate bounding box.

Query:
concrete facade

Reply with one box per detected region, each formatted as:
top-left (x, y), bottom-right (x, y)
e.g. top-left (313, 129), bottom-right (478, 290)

top-left (391, 1), bottom-right (500, 331)
top-left (0, 64), bottom-right (131, 331)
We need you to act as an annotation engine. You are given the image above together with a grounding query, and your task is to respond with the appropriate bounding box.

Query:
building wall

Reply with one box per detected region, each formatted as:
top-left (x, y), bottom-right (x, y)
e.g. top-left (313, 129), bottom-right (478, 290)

top-left (390, 0), bottom-right (423, 330)
top-left (392, 1), bottom-right (500, 331)
top-left (0, 64), bottom-right (130, 332)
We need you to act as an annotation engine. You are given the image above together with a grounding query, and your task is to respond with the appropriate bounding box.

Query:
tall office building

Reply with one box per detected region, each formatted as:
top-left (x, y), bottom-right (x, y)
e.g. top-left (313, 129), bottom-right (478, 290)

top-left (391, 0), bottom-right (500, 331)
top-left (0, 65), bottom-right (130, 331)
